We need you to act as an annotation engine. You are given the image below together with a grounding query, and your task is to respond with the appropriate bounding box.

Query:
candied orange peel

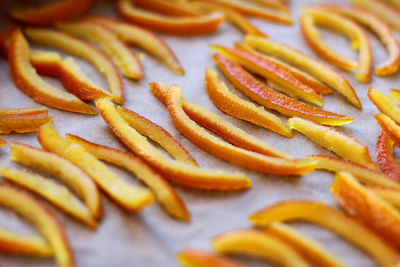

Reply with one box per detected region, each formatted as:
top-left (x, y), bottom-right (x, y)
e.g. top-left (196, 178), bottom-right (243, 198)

top-left (133, 0), bottom-right (202, 17)
top-left (177, 249), bottom-right (246, 267)
top-left (205, 68), bottom-right (293, 137)
top-left (149, 82), bottom-right (292, 159)
top-left (213, 53), bottom-right (353, 126)
top-left (374, 113), bottom-right (400, 148)
top-left (0, 138), bottom-right (6, 147)
top-left (94, 98), bottom-right (251, 191)
top-left (243, 35), bottom-right (362, 108)
top-left (0, 106), bottom-right (52, 134)
top-left (369, 87), bottom-right (400, 125)
top-left (288, 117), bottom-right (376, 170)
top-left (376, 131), bottom-right (400, 183)
top-left (249, 201), bottom-right (400, 267)
top-left (66, 134), bottom-right (190, 221)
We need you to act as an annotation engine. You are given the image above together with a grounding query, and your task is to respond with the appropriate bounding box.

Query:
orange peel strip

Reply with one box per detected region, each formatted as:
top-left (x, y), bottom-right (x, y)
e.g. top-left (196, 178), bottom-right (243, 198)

top-left (8, 28), bottom-right (96, 115)
top-left (211, 44), bottom-right (323, 106)
top-left (213, 53), bottom-right (352, 126)
top-left (248, 0), bottom-right (289, 12)
top-left (29, 50), bottom-right (63, 77)
top-left (65, 134), bottom-right (190, 221)
top-left (266, 222), bottom-right (345, 267)
top-left (0, 138), bottom-right (6, 147)
top-left (205, 68), bottom-right (293, 137)
top-left (116, 0), bottom-right (225, 35)
top-left (312, 4), bottom-right (400, 76)
top-left (94, 98), bottom-right (251, 191)
top-left (374, 113), bottom-right (400, 148)
top-left (249, 201), bottom-right (400, 267)
top-left (369, 87), bottom-right (400, 125)
top-left (56, 20), bottom-right (143, 80)
top-left (37, 123), bottom-right (154, 212)
top-left (149, 82), bottom-right (292, 158)
top-left (10, 142), bottom-right (102, 220)
top-left (308, 154), bottom-right (400, 189)
top-left (177, 248), bottom-right (246, 267)
top-left (368, 186), bottom-right (400, 209)
top-left (0, 168), bottom-right (97, 228)
top-left (0, 107), bottom-right (52, 134)
top-left (85, 16), bottom-right (184, 75)
top-left (331, 171), bottom-right (400, 250)
top-left (24, 28), bottom-right (124, 104)
top-left (212, 229), bottom-right (311, 267)
top-left (243, 35), bottom-right (362, 108)
top-left (166, 84), bottom-right (316, 175)
top-left (132, 0), bottom-right (202, 17)
top-left (0, 184), bottom-right (75, 267)
top-left (288, 117), bottom-right (376, 170)
top-left (300, 9), bottom-right (372, 83)
top-left (117, 106), bottom-right (198, 166)
top-left (390, 89), bottom-right (400, 104)
top-left (11, 0), bottom-right (95, 26)
top-left (376, 130), bottom-right (400, 183)
top-left (195, 0), bottom-right (292, 24)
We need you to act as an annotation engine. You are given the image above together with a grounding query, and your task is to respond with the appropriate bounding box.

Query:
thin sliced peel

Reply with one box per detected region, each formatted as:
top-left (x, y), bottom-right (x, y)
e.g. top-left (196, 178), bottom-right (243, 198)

top-left (369, 87), bottom-right (400, 125)
top-left (243, 35), bottom-right (361, 108)
top-left (288, 117), bottom-right (376, 170)
top-left (368, 187), bottom-right (400, 209)
top-left (132, 0), bottom-right (201, 17)
top-left (0, 138), bottom-right (5, 146)
top-left (166, 84), bottom-right (316, 175)
top-left (376, 131), bottom-right (400, 183)
top-left (94, 98), bottom-right (251, 191)
top-left (37, 123), bottom-right (154, 212)
top-left (150, 82), bottom-right (291, 158)
top-left (374, 113), bottom-right (400, 148)
top-left (177, 249), bottom-right (246, 267)
top-left (205, 68), bottom-right (293, 137)
top-left (0, 107), bottom-right (52, 134)
top-left (212, 229), bottom-right (311, 267)
top-left (65, 134), bottom-right (190, 221)
top-left (213, 53), bottom-right (352, 126)
top-left (249, 201), bottom-right (400, 267)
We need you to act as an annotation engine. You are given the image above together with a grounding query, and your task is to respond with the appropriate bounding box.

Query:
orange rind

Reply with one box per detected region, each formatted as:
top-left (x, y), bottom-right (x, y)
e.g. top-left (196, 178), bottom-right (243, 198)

top-left (24, 28), bottom-right (125, 104)
top-left (205, 68), bottom-right (293, 137)
top-left (369, 87), bottom-right (400, 125)
top-left (248, 0), bottom-right (289, 12)
top-left (8, 28), bottom-right (96, 115)
top-left (331, 171), bottom-right (400, 250)
top-left (116, 0), bottom-right (225, 35)
top-left (300, 8), bottom-right (372, 83)
top-left (29, 50), bottom-right (63, 77)
top-left (213, 53), bottom-right (353, 126)
top-left (0, 106), bottom-right (52, 134)
top-left (133, 0), bottom-right (202, 17)
top-left (66, 134), bottom-right (190, 221)
top-left (368, 187), bottom-right (400, 209)
top-left (243, 35), bottom-right (362, 108)
top-left (0, 184), bottom-right (75, 267)
top-left (177, 249), bottom-right (246, 267)
top-left (149, 82), bottom-right (292, 159)
top-left (37, 122), bottom-right (154, 212)
top-left (166, 84), bottom-right (316, 175)
top-left (376, 131), bottom-right (400, 183)
top-left (10, 142), bottom-right (102, 220)
top-left (56, 20), bottom-right (143, 80)
top-left (211, 44), bottom-right (323, 106)
top-left (212, 229), bottom-right (311, 267)
top-left (390, 89), bottom-right (400, 104)
top-left (249, 201), bottom-right (400, 267)
top-left (94, 98), bottom-right (251, 191)
top-left (11, 0), bottom-right (95, 26)
top-left (0, 138), bottom-right (6, 146)
top-left (374, 113), bottom-right (400, 148)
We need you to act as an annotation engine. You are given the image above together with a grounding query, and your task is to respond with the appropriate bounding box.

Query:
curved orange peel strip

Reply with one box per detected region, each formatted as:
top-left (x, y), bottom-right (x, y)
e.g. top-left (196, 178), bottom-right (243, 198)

top-left (0, 168), bottom-right (97, 228)
top-left (312, 4), bottom-right (400, 76)
top-left (374, 113), bottom-right (400, 148)
top-left (376, 131), bottom-right (400, 183)
top-left (300, 9), bottom-right (372, 83)
top-left (85, 16), bottom-right (184, 75)
top-left (10, 142), bottom-right (102, 220)
top-left (248, 0), bottom-right (289, 12)
top-left (56, 20), bottom-right (143, 80)
top-left (288, 117), bottom-right (376, 170)
top-left (150, 82), bottom-right (291, 159)
top-left (166, 84), bottom-right (316, 175)
top-left (369, 87), bottom-right (400, 125)
top-left (66, 134), bottom-right (190, 221)
top-left (177, 248), bottom-right (246, 267)
top-left (132, 0), bottom-right (202, 17)
top-left (205, 68), bottom-right (293, 137)
top-left (8, 28), bottom-right (96, 115)
top-left (0, 138), bottom-right (6, 147)
top-left (213, 53), bottom-right (352, 126)
top-left (331, 171), bottom-right (400, 250)
top-left (249, 201), bottom-right (400, 267)
top-left (11, 0), bottom-right (95, 26)
top-left (266, 222), bottom-right (345, 267)
top-left (24, 28), bottom-right (124, 104)
top-left (390, 89), bottom-right (400, 104)
top-left (37, 123), bottom-right (154, 212)
top-left (0, 184), bottom-right (75, 267)
top-left (308, 155), bottom-right (400, 189)
top-left (0, 107), bottom-right (52, 134)
top-left (29, 50), bottom-right (63, 77)
top-left (211, 44), bottom-right (323, 106)
top-left (117, 106), bottom-right (198, 166)
top-left (94, 98), bottom-right (251, 191)
top-left (116, 0), bottom-right (225, 35)
top-left (243, 35), bottom-right (362, 108)
top-left (212, 229), bottom-right (311, 267)
top-left (368, 187), bottom-right (400, 209)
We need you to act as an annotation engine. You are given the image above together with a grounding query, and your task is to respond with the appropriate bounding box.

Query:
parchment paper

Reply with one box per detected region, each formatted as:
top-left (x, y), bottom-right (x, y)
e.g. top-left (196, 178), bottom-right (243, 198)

top-left (0, 0), bottom-right (398, 266)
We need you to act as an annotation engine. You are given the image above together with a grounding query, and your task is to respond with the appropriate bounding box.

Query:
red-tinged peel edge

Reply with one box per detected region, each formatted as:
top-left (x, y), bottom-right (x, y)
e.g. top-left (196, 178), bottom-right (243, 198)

top-left (376, 131), bottom-right (400, 183)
